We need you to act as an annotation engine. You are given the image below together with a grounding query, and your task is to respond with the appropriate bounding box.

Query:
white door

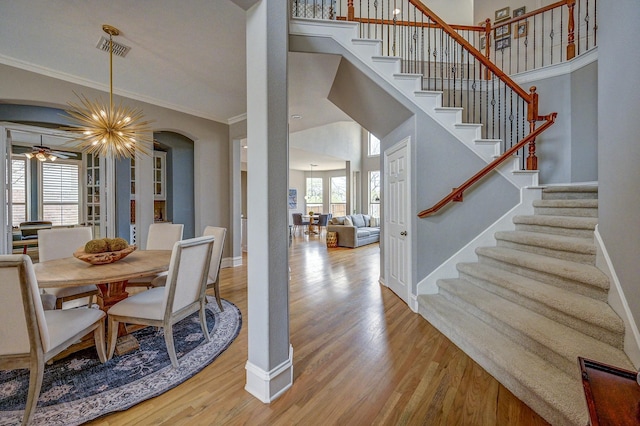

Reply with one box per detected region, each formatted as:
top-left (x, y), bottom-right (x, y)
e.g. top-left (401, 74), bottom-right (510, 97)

top-left (384, 138), bottom-right (411, 304)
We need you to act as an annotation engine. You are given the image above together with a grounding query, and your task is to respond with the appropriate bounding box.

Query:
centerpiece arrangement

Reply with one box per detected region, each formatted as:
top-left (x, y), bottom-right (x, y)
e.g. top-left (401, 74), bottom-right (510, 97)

top-left (74, 237), bottom-right (136, 265)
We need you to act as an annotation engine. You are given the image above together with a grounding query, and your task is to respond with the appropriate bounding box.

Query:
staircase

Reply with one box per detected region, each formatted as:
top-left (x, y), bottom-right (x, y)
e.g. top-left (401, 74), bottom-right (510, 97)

top-left (418, 186), bottom-right (633, 426)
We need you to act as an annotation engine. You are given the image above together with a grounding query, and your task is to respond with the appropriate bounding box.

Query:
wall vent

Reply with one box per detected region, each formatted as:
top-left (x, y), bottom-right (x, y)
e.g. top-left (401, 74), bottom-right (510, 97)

top-left (96, 36), bottom-right (131, 57)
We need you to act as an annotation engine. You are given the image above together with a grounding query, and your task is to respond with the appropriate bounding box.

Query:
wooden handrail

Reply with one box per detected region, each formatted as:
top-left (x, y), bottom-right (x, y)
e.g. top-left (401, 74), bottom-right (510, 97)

top-left (417, 113), bottom-right (557, 218)
top-left (492, 0), bottom-right (568, 29)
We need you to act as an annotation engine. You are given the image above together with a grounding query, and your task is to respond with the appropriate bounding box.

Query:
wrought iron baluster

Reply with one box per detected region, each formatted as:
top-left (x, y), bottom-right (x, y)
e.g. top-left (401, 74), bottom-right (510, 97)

top-left (550, 9), bottom-right (554, 64)
top-left (585, 0), bottom-right (590, 51)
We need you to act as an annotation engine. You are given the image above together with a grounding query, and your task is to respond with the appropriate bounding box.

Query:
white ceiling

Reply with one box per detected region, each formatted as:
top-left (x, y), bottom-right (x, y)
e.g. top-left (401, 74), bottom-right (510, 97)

top-left (0, 1), bottom-right (355, 171)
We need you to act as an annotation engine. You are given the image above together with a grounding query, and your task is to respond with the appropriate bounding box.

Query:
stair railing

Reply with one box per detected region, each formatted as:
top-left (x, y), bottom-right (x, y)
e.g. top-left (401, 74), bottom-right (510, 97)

top-left (290, 0), bottom-right (561, 216)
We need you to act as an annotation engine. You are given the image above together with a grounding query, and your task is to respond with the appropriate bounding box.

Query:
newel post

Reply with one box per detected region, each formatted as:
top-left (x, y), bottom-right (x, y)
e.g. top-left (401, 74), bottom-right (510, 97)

top-left (526, 87), bottom-right (539, 170)
top-left (484, 18), bottom-right (492, 80)
top-left (347, 0), bottom-right (354, 21)
top-left (567, 0), bottom-right (576, 60)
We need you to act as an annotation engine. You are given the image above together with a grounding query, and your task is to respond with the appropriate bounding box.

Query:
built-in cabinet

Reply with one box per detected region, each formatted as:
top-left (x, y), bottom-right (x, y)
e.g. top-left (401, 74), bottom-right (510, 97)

top-left (129, 151), bottom-right (168, 244)
top-left (153, 151), bottom-right (166, 200)
top-left (85, 153), bottom-right (102, 238)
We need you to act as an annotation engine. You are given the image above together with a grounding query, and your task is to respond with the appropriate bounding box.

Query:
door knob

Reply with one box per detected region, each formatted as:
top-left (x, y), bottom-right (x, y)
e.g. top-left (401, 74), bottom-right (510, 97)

top-left (400, 231), bottom-right (407, 236)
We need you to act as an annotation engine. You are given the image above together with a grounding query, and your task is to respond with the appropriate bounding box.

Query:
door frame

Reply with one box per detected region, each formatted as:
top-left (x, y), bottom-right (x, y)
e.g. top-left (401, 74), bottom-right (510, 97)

top-left (383, 137), bottom-right (413, 310)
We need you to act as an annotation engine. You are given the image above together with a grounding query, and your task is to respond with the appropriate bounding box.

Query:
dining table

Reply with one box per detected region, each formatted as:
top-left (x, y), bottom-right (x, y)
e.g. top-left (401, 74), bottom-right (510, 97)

top-left (34, 249), bottom-right (172, 355)
top-left (303, 214), bottom-right (320, 234)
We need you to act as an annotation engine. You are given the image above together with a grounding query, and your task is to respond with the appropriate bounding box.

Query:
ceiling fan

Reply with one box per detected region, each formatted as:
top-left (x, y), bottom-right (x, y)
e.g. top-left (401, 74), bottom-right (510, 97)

top-left (25, 136), bottom-right (78, 161)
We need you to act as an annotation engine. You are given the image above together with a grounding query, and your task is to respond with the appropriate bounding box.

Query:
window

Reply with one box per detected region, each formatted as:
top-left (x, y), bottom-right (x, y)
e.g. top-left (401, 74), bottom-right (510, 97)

top-left (305, 177), bottom-right (323, 213)
top-left (41, 161), bottom-right (80, 226)
top-left (368, 132), bottom-right (380, 156)
top-left (11, 158), bottom-right (28, 227)
top-left (330, 176), bottom-right (346, 217)
top-left (369, 170), bottom-right (380, 218)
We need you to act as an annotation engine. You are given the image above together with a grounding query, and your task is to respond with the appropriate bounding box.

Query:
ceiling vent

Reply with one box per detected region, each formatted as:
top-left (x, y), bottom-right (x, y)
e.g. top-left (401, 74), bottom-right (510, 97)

top-left (96, 36), bottom-right (131, 57)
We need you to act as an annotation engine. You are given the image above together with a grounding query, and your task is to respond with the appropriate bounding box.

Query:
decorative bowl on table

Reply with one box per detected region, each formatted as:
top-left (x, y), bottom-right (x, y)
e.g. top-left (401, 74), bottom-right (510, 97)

top-left (73, 245), bottom-right (136, 265)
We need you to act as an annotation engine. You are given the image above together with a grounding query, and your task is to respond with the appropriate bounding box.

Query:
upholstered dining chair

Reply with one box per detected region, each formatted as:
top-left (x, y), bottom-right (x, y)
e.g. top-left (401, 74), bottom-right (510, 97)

top-left (0, 255), bottom-right (107, 426)
top-left (292, 213), bottom-right (309, 235)
top-left (151, 226), bottom-right (227, 311)
top-left (317, 214), bottom-right (330, 235)
top-left (38, 227), bottom-right (99, 309)
top-left (107, 235), bottom-right (214, 368)
top-left (127, 223), bottom-right (184, 288)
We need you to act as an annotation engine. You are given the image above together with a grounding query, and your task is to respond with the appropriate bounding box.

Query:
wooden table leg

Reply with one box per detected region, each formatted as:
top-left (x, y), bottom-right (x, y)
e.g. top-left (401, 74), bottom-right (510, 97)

top-left (96, 281), bottom-right (140, 355)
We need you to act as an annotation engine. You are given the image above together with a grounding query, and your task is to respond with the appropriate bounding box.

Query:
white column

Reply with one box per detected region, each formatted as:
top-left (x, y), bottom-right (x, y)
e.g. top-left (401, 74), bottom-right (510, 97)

top-left (244, 0), bottom-right (292, 402)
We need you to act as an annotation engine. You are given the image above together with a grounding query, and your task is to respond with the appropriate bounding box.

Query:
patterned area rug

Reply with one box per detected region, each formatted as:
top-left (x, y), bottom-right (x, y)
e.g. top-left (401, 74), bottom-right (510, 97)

top-left (0, 298), bottom-right (241, 426)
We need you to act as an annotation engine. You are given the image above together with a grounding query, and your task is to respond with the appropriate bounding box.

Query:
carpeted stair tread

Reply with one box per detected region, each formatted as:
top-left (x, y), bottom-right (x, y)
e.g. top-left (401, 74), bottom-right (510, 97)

top-left (513, 214), bottom-right (597, 230)
top-left (418, 294), bottom-right (588, 426)
top-left (476, 246), bottom-right (609, 297)
top-left (437, 278), bottom-right (633, 375)
top-left (494, 230), bottom-right (596, 255)
top-left (456, 262), bottom-right (625, 346)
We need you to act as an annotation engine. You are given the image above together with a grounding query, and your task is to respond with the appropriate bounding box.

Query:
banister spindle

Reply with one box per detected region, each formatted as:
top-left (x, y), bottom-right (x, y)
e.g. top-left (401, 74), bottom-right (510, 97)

top-left (526, 86), bottom-right (539, 170)
top-left (348, 0), bottom-right (354, 20)
top-left (567, 0), bottom-right (576, 59)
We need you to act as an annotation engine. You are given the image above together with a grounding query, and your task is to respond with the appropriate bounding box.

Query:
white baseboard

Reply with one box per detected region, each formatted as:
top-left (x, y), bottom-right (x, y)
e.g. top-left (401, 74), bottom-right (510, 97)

top-left (245, 345), bottom-right (294, 403)
top-left (417, 187), bottom-right (543, 295)
top-left (594, 226), bottom-right (640, 369)
top-left (222, 256), bottom-right (243, 268)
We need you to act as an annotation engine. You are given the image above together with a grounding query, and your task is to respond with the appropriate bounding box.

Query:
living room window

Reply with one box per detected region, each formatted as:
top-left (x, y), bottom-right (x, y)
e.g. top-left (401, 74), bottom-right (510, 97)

top-left (330, 176), bottom-right (346, 217)
top-left (305, 176), bottom-right (323, 213)
top-left (11, 157), bottom-right (28, 227)
top-left (368, 132), bottom-right (380, 156)
top-left (369, 170), bottom-right (380, 217)
top-left (40, 160), bottom-right (81, 226)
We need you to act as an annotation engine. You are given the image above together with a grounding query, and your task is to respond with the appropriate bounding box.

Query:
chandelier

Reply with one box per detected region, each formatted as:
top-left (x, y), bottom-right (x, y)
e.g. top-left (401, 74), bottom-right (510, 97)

top-left (64, 25), bottom-right (152, 159)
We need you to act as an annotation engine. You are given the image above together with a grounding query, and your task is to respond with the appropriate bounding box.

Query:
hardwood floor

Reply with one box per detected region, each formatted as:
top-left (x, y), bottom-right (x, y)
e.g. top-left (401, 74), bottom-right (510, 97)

top-left (88, 234), bottom-right (549, 425)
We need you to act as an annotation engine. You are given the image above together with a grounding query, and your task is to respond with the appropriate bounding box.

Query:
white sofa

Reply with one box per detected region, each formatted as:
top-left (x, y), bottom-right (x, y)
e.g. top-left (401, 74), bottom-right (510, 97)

top-left (326, 214), bottom-right (380, 248)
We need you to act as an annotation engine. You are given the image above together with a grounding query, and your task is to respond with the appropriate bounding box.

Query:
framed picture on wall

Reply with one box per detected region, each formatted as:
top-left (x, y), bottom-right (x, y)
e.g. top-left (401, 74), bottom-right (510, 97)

top-left (494, 24), bottom-right (511, 38)
top-left (288, 188), bottom-right (297, 209)
top-left (513, 6), bottom-right (526, 18)
top-left (495, 36), bottom-right (511, 51)
top-left (479, 35), bottom-right (486, 51)
top-left (495, 6), bottom-right (510, 22)
top-left (515, 21), bottom-right (528, 39)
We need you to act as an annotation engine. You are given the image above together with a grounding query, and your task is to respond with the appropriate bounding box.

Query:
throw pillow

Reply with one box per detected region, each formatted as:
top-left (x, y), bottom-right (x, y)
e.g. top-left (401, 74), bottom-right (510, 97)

top-left (344, 216), bottom-right (353, 226)
top-left (351, 214), bottom-right (366, 228)
top-left (363, 214), bottom-right (371, 226)
top-left (332, 216), bottom-right (345, 225)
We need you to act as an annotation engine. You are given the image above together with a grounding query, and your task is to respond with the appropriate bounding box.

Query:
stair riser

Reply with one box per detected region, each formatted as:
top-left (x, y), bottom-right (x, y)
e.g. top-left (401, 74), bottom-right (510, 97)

top-left (477, 254), bottom-right (608, 301)
top-left (542, 192), bottom-right (598, 200)
top-left (495, 240), bottom-right (596, 265)
top-left (418, 299), bottom-right (581, 426)
top-left (438, 285), bottom-right (581, 376)
top-left (514, 223), bottom-right (595, 239)
top-left (534, 207), bottom-right (598, 217)
top-left (457, 271), bottom-right (625, 348)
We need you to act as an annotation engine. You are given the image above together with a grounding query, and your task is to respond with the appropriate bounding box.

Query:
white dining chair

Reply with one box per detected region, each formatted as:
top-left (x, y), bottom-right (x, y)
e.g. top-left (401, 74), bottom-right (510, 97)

top-left (127, 223), bottom-right (184, 288)
top-left (107, 236), bottom-right (214, 368)
top-left (151, 226), bottom-right (227, 311)
top-left (0, 255), bottom-right (107, 426)
top-left (38, 227), bottom-right (99, 309)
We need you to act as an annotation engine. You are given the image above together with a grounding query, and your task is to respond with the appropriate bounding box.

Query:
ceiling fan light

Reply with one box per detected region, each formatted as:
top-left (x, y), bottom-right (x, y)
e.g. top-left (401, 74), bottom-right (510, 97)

top-left (25, 152), bottom-right (33, 159)
top-left (48, 154), bottom-right (57, 161)
top-left (36, 152), bottom-right (46, 161)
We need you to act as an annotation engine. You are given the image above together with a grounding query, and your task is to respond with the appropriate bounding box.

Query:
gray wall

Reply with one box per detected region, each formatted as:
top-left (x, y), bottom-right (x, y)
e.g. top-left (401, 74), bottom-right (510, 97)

top-left (598, 0), bottom-right (640, 333)
top-left (516, 61), bottom-right (598, 184)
